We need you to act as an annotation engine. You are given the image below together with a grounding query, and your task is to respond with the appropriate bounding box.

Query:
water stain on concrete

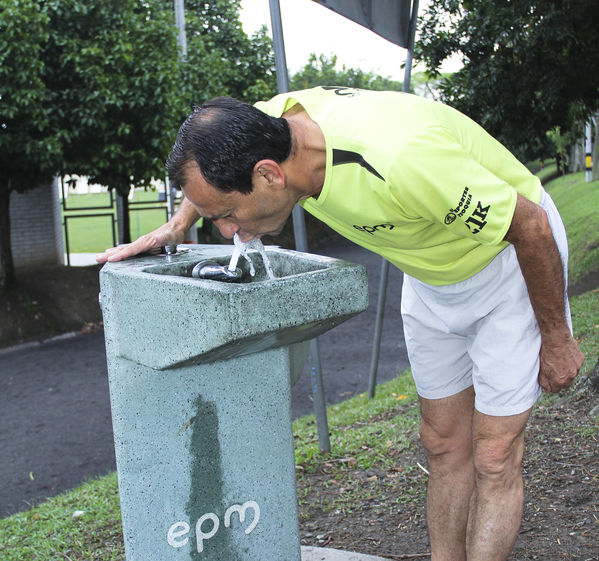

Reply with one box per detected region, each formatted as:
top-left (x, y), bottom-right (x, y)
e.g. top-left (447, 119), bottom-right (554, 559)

top-left (185, 395), bottom-right (234, 559)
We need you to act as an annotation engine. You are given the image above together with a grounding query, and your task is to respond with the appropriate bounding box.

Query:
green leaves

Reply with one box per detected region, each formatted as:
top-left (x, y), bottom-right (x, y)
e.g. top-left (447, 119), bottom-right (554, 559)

top-left (290, 54), bottom-right (403, 93)
top-left (35, 0), bottom-right (186, 191)
top-left (416, 0), bottom-right (599, 160)
top-left (0, 0), bottom-right (57, 190)
top-left (180, 4), bottom-right (277, 105)
top-left (1, 0), bottom-right (280, 198)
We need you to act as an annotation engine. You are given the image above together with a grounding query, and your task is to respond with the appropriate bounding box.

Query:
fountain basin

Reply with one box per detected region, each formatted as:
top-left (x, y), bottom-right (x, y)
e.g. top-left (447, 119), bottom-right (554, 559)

top-left (100, 246), bottom-right (368, 370)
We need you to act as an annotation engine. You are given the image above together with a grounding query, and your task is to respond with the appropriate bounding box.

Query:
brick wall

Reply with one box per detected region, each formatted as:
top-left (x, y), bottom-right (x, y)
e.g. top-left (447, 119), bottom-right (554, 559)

top-left (10, 178), bottom-right (64, 270)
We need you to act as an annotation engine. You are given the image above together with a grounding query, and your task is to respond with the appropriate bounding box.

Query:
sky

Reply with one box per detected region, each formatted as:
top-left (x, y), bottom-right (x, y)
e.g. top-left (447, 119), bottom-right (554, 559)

top-left (238, 0), bottom-right (460, 82)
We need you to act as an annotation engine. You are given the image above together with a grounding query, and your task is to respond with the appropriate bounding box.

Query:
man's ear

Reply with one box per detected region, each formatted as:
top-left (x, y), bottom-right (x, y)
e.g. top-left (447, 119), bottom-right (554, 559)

top-left (254, 159), bottom-right (285, 190)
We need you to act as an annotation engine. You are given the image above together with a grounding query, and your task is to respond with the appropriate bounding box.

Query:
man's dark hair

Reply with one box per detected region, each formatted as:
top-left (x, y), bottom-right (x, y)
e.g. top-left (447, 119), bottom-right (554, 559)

top-left (166, 97), bottom-right (292, 194)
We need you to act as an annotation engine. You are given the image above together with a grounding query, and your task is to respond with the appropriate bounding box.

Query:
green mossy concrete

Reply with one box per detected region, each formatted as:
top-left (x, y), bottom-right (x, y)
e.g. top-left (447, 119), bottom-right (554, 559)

top-left (100, 245), bottom-right (368, 560)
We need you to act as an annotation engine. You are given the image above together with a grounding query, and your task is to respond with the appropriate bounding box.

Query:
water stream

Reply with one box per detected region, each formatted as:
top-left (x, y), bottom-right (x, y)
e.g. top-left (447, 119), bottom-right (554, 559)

top-left (228, 234), bottom-right (276, 279)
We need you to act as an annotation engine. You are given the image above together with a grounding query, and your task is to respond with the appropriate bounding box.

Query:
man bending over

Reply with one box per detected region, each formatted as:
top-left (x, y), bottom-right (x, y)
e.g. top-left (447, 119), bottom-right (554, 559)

top-left (97, 87), bottom-right (583, 561)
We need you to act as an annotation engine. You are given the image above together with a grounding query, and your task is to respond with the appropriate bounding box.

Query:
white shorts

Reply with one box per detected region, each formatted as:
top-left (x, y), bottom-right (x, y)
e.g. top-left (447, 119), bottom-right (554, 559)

top-left (401, 190), bottom-right (571, 416)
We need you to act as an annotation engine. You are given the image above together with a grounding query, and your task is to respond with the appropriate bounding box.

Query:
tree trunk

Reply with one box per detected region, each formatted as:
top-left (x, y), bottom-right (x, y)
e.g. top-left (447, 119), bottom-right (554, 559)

top-left (0, 178), bottom-right (16, 290)
top-left (119, 191), bottom-right (131, 244)
top-left (569, 139), bottom-right (584, 173)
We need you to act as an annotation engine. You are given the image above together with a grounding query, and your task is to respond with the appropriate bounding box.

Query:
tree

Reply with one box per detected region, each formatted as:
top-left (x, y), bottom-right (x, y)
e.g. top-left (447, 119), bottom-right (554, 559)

top-left (58, 0), bottom-right (276, 243)
top-left (169, 0), bottom-right (278, 104)
top-left (0, 0), bottom-right (60, 289)
top-left (0, 0), bottom-right (186, 287)
top-left (46, 0), bottom-right (185, 243)
top-left (53, 0), bottom-right (278, 242)
top-left (1, 0), bottom-right (276, 286)
top-left (43, 0), bottom-right (187, 244)
top-left (416, 0), bottom-right (599, 160)
top-left (290, 54), bottom-right (403, 92)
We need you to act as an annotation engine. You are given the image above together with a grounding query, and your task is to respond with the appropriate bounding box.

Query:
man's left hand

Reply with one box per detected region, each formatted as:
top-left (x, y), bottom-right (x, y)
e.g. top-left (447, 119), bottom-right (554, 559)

top-left (539, 332), bottom-right (584, 393)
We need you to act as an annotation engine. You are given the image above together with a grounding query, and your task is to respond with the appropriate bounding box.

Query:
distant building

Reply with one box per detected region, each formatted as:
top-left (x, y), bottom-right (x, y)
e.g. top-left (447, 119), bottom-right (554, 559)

top-left (10, 178), bottom-right (64, 270)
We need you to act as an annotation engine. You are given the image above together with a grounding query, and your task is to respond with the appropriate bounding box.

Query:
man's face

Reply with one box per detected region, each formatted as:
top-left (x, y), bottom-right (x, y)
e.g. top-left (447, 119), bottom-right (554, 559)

top-left (182, 162), bottom-right (295, 242)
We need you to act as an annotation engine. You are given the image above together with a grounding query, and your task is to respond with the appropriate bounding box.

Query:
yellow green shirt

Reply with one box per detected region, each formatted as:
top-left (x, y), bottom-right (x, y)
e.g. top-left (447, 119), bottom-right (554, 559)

top-left (255, 87), bottom-right (541, 285)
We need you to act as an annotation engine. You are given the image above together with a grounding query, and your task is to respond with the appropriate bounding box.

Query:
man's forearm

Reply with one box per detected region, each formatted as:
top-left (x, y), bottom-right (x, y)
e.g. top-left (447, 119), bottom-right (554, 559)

top-left (171, 196), bottom-right (201, 234)
top-left (510, 211), bottom-right (568, 340)
top-left (505, 193), bottom-right (583, 391)
top-left (96, 194), bottom-right (201, 263)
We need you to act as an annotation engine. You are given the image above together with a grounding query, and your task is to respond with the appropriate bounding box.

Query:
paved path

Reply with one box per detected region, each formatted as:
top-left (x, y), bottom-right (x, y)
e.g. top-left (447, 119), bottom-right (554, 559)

top-left (0, 237), bottom-right (408, 516)
top-left (301, 546), bottom-right (392, 560)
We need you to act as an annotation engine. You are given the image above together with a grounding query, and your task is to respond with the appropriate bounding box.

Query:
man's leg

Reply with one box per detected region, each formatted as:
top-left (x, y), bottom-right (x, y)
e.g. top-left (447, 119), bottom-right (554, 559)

top-left (419, 386), bottom-right (475, 561)
top-left (466, 407), bottom-right (531, 561)
top-left (420, 390), bottom-right (531, 561)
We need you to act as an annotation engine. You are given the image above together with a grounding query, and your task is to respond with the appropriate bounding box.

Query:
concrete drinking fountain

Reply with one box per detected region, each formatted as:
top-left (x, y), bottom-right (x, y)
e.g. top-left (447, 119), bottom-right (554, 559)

top-left (100, 242), bottom-right (368, 561)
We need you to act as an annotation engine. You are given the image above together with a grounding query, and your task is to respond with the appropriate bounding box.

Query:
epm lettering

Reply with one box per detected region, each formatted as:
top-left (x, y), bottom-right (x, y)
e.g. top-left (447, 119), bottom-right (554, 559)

top-left (353, 223), bottom-right (395, 235)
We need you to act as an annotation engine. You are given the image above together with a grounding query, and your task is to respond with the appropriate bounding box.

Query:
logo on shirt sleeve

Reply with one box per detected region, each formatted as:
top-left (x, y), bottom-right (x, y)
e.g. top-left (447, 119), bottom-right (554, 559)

top-left (464, 202), bottom-right (490, 234)
top-left (444, 186), bottom-right (472, 225)
top-left (444, 187), bottom-right (490, 235)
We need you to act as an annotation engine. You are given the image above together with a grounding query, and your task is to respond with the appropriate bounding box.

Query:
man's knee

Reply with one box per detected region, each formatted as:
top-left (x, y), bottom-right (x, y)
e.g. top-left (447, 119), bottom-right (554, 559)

top-left (419, 417), bottom-right (472, 462)
top-left (418, 389), bottom-right (475, 461)
top-left (472, 432), bottom-right (525, 480)
top-left (471, 409), bottom-right (530, 479)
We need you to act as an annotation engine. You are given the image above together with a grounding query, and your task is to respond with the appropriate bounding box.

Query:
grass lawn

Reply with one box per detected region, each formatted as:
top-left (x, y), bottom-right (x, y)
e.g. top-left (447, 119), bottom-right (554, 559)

top-left (61, 190), bottom-right (171, 253)
top-left (545, 172), bottom-right (599, 283)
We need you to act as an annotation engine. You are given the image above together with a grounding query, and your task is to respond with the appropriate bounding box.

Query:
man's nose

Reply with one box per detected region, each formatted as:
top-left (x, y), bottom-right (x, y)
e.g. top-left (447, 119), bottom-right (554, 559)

top-left (212, 218), bottom-right (239, 239)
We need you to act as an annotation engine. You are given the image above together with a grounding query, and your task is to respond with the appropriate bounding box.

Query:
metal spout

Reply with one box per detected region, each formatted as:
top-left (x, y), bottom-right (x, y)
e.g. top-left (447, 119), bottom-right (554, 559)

top-left (191, 260), bottom-right (243, 282)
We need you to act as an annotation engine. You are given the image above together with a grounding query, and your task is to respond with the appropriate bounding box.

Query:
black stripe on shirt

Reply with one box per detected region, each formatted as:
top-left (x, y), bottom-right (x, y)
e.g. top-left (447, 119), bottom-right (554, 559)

top-left (332, 148), bottom-right (384, 181)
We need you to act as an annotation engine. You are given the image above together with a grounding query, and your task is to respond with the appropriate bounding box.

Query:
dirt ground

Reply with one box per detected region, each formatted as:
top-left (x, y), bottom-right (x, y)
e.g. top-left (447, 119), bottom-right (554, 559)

top-left (297, 388), bottom-right (599, 561)
top-left (0, 263), bottom-right (104, 348)
top-left (1, 241), bottom-right (598, 560)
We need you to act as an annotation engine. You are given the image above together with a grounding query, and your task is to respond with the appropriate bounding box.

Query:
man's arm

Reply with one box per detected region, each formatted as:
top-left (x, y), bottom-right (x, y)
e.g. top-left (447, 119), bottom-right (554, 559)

top-left (96, 196), bottom-right (201, 263)
top-left (504, 193), bottom-right (584, 392)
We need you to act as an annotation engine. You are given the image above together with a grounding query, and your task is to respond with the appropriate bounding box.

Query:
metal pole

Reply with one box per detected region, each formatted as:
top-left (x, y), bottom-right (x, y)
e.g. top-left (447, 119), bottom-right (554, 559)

top-left (367, 259), bottom-right (389, 398)
top-left (165, 176), bottom-right (175, 220)
top-left (586, 121), bottom-right (593, 182)
top-left (174, 0), bottom-right (187, 58)
top-left (401, 0), bottom-right (419, 94)
top-left (368, 0), bottom-right (419, 398)
top-left (268, 0), bottom-right (308, 248)
top-left (269, 0), bottom-right (289, 92)
top-left (269, 0), bottom-right (330, 452)
top-left (173, 0), bottom-right (199, 243)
